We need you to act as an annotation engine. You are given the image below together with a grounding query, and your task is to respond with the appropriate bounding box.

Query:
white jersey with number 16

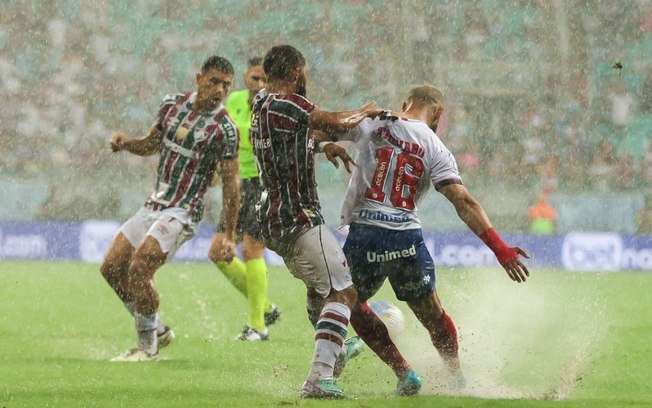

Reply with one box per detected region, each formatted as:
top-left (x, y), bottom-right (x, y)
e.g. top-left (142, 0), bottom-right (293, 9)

top-left (339, 115), bottom-right (462, 231)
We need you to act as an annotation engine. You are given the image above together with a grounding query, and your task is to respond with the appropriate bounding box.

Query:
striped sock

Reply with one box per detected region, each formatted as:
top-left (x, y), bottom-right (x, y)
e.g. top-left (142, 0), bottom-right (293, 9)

top-left (307, 302), bottom-right (350, 382)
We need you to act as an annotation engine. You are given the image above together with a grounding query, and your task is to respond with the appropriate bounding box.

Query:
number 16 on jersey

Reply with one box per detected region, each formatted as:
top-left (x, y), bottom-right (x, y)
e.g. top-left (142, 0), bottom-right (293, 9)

top-left (365, 146), bottom-right (424, 210)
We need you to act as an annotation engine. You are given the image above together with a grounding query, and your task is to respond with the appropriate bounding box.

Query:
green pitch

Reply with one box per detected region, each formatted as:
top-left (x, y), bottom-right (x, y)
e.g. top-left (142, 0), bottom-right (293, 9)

top-left (1, 261), bottom-right (650, 408)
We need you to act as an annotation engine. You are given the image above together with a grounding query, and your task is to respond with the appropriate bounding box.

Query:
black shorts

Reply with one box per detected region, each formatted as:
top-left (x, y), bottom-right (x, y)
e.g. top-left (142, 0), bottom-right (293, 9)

top-left (216, 177), bottom-right (264, 240)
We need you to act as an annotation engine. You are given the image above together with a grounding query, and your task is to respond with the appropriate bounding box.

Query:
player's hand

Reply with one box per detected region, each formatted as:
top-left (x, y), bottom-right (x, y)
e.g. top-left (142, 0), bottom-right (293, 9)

top-left (323, 143), bottom-right (356, 173)
top-left (359, 101), bottom-right (384, 120)
top-left (344, 101), bottom-right (383, 126)
top-left (498, 246), bottom-right (530, 283)
top-left (217, 238), bottom-right (237, 263)
top-left (110, 134), bottom-right (127, 152)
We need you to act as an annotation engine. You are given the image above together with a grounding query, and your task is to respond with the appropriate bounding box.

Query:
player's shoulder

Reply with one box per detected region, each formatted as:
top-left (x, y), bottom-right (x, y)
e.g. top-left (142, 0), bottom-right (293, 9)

top-left (161, 92), bottom-right (190, 106)
top-left (213, 104), bottom-right (236, 127)
top-left (278, 93), bottom-right (315, 112)
top-left (208, 107), bottom-right (238, 145)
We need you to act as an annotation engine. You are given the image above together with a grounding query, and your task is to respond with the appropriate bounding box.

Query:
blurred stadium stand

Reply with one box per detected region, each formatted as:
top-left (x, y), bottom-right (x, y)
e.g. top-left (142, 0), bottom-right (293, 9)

top-left (1, 0), bottom-right (651, 233)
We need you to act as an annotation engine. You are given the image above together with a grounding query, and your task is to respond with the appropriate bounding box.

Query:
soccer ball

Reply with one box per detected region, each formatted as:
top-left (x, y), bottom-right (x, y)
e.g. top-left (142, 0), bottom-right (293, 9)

top-left (368, 299), bottom-right (405, 341)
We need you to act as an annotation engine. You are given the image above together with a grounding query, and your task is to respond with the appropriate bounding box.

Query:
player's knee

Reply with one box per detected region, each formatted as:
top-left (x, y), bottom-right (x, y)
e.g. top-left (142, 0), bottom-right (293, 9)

top-left (127, 253), bottom-right (161, 282)
top-left (328, 284), bottom-right (358, 308)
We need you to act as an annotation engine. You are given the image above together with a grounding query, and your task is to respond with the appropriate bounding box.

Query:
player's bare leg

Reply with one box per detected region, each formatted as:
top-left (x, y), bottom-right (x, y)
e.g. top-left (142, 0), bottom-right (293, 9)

top-left (104, 233), bottom-right (173, 360)
top-left (127, 236), bottom-right (167, 356)
top-left (306, 287), bottom-right (323, 327)
top-left (407, 290), bottom-right (465, 388)
top-left (100, 232), bottom-right (134, 305)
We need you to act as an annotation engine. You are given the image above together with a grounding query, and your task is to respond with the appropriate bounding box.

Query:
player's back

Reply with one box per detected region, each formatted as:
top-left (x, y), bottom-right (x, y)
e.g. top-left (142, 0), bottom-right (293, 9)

top-left (340, 115), bottom-right (461, 231)
top-left (250, 92), bottom-right (324, 239)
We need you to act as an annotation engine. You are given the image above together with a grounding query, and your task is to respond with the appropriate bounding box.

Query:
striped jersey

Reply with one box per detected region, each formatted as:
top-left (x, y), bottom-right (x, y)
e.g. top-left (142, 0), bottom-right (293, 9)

top-left (250, 92), bottom-right (322, 240)
top-left (145, 92), bottom-right (239, 223)
top-left (340, 115), bottom-right (462, 230)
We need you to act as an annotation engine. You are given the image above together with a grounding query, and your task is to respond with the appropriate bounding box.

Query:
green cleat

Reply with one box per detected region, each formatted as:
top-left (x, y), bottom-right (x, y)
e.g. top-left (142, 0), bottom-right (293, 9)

top-left (333, 336), bottom-right (366, 378)
top-left (395, 369), bottom-right (422, 396)
top-left (300, 379), bottom-right (345, 399)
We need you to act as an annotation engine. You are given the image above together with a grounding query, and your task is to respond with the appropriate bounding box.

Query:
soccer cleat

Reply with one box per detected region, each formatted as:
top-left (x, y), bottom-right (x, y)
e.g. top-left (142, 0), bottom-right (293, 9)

top-left (157, 326), bottom-right (175, 350)
top-left (333, 336), bottom-right (366, 378)
top-left (264, 304), bottom-right (281, 326)
top-left (450, 371), bottom-right (467, 390)
top-left (395, 369), bottom-right (422, 396)
top-left (300, 379), bottom-right (345, 399)
top-left (234, 325), bottom-right (269, 341)
top-left (110, 348), bottom-right (159, 362)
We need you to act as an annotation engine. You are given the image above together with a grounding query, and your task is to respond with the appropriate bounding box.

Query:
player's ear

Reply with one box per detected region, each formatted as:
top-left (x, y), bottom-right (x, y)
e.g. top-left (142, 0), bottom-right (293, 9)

top-left (402, 101), bottom-right (407, 111)
top-left (434, 103), bottom-right (444, 119)
top-left (196, 72), bottom-right (202, 85)
top-left (293, 67), bottom-right (302, 82)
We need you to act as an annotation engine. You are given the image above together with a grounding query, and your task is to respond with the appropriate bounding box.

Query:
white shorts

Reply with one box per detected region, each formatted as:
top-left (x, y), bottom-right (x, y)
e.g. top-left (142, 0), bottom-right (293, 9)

top-left (269, 225), bottom-right (353, 298)
top-left (118, 207), bottom-right (198, 259)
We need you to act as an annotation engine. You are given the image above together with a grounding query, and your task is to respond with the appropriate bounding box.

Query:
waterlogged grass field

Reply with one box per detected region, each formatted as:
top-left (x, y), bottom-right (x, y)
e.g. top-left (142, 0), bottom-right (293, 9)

top-left (1, 261), bottom-right (651, 407)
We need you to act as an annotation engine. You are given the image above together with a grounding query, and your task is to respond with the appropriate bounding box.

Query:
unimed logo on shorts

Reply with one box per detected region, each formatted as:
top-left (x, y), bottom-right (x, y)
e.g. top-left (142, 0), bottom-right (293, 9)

top-left (561, 232), bottom-right (623, 271)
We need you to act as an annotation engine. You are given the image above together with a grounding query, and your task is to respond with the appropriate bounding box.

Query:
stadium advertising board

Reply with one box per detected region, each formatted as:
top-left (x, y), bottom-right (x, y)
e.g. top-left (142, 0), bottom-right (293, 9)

top-left (1, 221), bottom-right (651, 271)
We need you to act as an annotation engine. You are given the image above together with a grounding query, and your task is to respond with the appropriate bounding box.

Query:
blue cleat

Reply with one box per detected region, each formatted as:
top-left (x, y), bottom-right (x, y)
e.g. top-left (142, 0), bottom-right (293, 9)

top-left (395, 369), bottom-right (422, 396)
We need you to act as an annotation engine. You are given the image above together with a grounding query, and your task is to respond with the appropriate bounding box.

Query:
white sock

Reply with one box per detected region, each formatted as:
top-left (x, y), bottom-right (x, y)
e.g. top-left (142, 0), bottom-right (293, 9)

top-left (307, 302), bottom-right (350, 382)
top-left (135, 312), bottom-right (157, 355)
top-left (126, 302), bottom-right (166, 335)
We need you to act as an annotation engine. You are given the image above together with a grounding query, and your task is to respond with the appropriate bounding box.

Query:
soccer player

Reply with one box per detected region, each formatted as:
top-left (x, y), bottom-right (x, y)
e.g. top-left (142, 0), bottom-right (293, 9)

top-left (101, 56), bottom-right (240, 361)
top-left (335, 85), bottom-right (530, 395)
top-left (208, 57), bottom-right (281, 341)
top-left (250, 44), bottom-right (382, 399)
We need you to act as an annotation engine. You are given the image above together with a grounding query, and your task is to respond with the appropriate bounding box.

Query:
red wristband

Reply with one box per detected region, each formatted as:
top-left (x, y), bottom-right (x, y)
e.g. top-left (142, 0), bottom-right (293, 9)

top-left (480, 228), bottom-right (517, 266)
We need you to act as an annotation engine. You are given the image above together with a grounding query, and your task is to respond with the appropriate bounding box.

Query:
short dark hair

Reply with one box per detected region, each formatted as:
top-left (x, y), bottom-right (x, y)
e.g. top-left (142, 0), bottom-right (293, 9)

top-left (247, 56), bottom-right (263, 68)
top-left (263, 45), bottom-right (305, 81)
top-left (201, 55), bottom-right (234, 74)
top-left (407, 85), bottom-right (444, 105)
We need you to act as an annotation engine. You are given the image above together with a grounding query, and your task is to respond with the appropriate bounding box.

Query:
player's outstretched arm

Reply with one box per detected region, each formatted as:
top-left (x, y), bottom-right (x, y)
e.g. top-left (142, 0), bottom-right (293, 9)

top-left (309, 101), bottom-right (383, 134)
top-left (439, 183), bottom-right (530, 282)
top-left (311, 130), bottom-right (355, 173)
top-left (217, 158), bottom-right (240, 262)
top-left (109, 126), bottom-right (162, 156)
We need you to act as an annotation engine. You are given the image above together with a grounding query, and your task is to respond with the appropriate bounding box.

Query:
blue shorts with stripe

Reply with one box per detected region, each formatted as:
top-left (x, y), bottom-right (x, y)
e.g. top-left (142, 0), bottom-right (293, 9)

top-left (342, 223), bottom-right (436, 302)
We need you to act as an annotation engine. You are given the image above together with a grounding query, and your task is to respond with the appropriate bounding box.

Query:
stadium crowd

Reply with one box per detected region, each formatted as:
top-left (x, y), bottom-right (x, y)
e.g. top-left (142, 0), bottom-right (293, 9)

top-left (1, 0), bottom-right (651, 225)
